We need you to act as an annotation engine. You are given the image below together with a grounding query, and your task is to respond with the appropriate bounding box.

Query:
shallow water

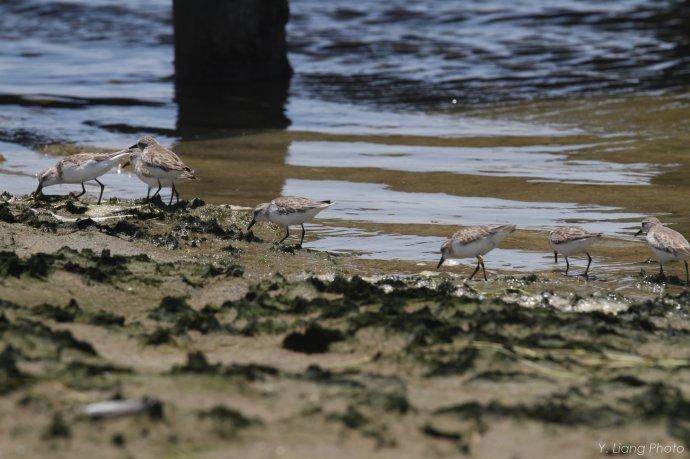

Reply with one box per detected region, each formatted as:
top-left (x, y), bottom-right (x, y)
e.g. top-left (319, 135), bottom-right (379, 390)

top-left (1, 0), bottom-right (690, 278)
top-left (286, 141), bottom-right (665, 185)
top-left (283, 179), bottom-right (643, 233)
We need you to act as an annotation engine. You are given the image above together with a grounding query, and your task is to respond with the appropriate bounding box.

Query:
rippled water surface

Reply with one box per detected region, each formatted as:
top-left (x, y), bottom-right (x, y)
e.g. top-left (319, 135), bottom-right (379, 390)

top-left (1, 0), bottom-right (690, 273)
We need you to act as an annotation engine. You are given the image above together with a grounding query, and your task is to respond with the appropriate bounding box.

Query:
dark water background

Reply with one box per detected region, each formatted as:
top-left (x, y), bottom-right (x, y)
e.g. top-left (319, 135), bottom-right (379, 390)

top-left (0, 0), bottom-right (688, 144)
top-left (291, 0), bottom-right (690, 106)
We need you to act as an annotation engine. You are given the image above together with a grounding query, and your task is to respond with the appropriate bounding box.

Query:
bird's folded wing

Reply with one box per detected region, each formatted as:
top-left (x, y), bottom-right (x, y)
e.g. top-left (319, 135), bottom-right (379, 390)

top-left (143, 145), bottom-right (189, 172)
top-left (650, 227), bottom-right (690, 256)
top-left (273, 196), bottom-right (318, 214)
top-left (549, 227), bottom-right (595, 244)
top-left (451, 226), bottom-right (492, 245)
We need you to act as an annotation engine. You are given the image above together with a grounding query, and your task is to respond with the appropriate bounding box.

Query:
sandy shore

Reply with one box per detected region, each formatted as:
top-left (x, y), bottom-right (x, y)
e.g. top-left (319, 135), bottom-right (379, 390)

top-left (0, 193), bottom-right (688, 458)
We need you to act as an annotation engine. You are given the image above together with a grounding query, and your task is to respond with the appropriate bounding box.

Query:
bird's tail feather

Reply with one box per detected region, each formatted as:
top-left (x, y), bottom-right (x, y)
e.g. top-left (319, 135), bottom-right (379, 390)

top-left (494, 224), bottom-right (517, 234)
top-left (109, 150), bottom-right (131, 164)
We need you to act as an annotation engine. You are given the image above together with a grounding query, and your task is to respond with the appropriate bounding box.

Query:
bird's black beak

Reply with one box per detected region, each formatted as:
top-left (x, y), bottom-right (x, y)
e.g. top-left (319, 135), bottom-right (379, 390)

top-left (33, 183), bottom-right (42, 197)
top-left (554, 252), bottom-right (558, 263)
top-left (437, 257), bottom-right (444, 269)
top-left (128, 144), bottom-right (138, 150)
top-left (247, 218), bottom-right (255, 231)
top-left (634, 229), bottom-right (642, 237)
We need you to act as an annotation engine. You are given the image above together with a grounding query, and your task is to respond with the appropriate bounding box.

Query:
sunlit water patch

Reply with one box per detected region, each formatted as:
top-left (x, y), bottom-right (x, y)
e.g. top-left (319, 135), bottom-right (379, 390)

top-left (286, 98), bottom-right (579, 137)
top-left (283, 179), bottom-right (644, 236)
top-left (287, 140), bottom-right (664, 185)
top-left (0, 142), bottom-right (56, 195)
top-left (304, 224), bottom-right (556, 271)
top-left (304, 225), bottom-right (442, 261)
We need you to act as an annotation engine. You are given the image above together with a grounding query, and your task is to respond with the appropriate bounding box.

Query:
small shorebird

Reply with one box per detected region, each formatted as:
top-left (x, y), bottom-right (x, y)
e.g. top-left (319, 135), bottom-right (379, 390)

top-left (128, 136), bottom-right (196, 205)
top-left (635, 216), bottom-right (690, 284)
top-left (247, 196), bottom-right (332, 247)
top-left (549, 226), bottom-right (601, 276)
top-left (34, 150), bottom-right (130, 204)
top-left (437, 224), bottom-right (516, 280)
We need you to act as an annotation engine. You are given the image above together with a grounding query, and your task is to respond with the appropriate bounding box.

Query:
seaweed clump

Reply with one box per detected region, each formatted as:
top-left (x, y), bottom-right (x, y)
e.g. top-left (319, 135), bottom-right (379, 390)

top-left (0, 346), bottom-right (30, 394)
top-left (0, 251), bottom-right (51, 278)
top-left (198, 405), bottom-right (259, 438)
top-left (282, 324), bottom-right (345, 354)
top-left (171, 351), bottom-right (279, 382)
top-left (33, 299), bottom-right (125, 326)
top-left (0, 247), bottom-right (148, 284)
top-left (149, 297), bottom-right (220, 334)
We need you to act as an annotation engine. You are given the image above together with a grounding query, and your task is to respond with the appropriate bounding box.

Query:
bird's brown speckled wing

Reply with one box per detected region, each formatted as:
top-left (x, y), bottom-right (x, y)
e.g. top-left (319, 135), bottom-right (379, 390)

top-left (273, 196), bottom-right (323, 215)
top-left (450, 226), bottom-right (493, 245)
top-left (649, 226), bottom-right (690, 256)
top-left (141, 143), bottom-right (192, 173)
top-left (549, 227), bottom-right (601, 244)
top-left (59, 153), bottom-right (111, 168)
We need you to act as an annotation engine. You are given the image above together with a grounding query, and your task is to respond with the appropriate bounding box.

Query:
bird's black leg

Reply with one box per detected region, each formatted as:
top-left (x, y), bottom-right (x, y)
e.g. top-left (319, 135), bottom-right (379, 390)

top-left (95, 178), bottom-right (105, 205)
top-left (565, 257), bottom-right (570, 276)
top-left (468, 258), bottom-right (481, 281)
top-left (659, 263), bottom-right (664, 276)
top-left (74, 182), bottom-right (86, 198)
top-left (554, 251), bottom-right (558, 263)
top-left (170, 183), bottom-right (178, 205)
top-left (174, 185), bottom-right (180, 203)
top-left (278, 227), bottom-right (290, 244)
top-left (299, 224), bottom-right (305, 247)
top-left (479, 255), bottom-right (487, 281)
top-left (685, 260), bottom-right (689, 286)
top-left (151, 180), bottom-right (162, 199)
top-left (583, 252), bottom-right (592, 277)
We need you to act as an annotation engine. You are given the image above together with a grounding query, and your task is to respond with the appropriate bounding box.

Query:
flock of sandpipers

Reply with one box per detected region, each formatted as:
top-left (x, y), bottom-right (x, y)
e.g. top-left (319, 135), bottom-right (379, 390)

top-left (32, 136), bottom-right (690, 284)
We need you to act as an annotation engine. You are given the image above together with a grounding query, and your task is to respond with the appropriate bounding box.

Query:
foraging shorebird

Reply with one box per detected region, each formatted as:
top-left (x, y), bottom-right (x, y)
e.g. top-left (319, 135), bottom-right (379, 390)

top-left (549, 227), bottom-right (601, 276)
top-left (437, 224), bottom-right (516, 280)
top-left (127, 136), bottom-right (196, 205)
top-left (635, 216), bottom-right (690, 284)
top-left (247, 196), bottom-right (332, 247)
top-left (34, 150), bottom-right (130, 204)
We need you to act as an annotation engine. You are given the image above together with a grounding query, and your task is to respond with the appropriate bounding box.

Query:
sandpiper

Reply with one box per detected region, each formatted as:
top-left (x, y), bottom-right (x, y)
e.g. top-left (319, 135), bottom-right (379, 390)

top-left (247, 196), bottom-right (332, 247)
top-left (635, 216), bottom-right (690, 284)
top-left (437, 224), bottom-right (516, 280)
top-left (549, 226), bottom-right (601, 276)
top-left (128, 136), bottom-right (196, 205)
top-left (34, 150), bottom-right (130, 204)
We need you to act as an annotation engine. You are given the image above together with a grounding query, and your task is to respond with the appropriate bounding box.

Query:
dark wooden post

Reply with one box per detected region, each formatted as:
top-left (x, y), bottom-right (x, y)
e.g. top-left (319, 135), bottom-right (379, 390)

top-left (173, 0), bottom-right (292, 134)
top-left (173, 0), bottom-right (291, 83)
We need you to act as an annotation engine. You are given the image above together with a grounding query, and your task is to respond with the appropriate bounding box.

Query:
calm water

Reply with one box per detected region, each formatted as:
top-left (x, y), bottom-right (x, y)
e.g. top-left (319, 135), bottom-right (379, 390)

top-left (1, 0), bottom-right (690, 275)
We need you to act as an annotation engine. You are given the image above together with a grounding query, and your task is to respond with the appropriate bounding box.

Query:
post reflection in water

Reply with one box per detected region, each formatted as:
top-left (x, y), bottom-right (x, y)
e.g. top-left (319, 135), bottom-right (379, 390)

top-left (169, 133), bottom-right (294, 207)
top-left (174, 79), bottom-right (291, 136)
top-left (171, 71), bottom-right (293, 203)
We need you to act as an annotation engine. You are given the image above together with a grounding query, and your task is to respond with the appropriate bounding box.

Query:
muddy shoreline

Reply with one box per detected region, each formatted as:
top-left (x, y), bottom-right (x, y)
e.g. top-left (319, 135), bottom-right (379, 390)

top-left (0, 193), bottom-right (689, 458)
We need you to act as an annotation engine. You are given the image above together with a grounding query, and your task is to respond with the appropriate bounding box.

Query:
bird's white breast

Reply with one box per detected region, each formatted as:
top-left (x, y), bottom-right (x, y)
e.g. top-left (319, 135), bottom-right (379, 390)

top-left (449, 237), bottom-right (495, 259)
top-left (136, 171), bottom-right (173, 188)
top-left (145, 166), bottom-right (182, 180)
top-left (550, 238), bottom-right (594, 256)
top-left (268, 206), bottom-right (325, 227)
top-left (61, 159), bottom-right (115, 183)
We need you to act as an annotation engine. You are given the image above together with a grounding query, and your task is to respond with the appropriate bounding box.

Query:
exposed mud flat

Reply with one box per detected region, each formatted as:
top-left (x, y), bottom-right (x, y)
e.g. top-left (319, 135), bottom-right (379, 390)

top-left (0, 194), bottom-right (689, 458)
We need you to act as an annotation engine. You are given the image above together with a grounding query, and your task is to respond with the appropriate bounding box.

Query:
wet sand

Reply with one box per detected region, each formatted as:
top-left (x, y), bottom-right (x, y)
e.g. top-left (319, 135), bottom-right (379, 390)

top-left (0, 194), bottom-right (689, 458)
